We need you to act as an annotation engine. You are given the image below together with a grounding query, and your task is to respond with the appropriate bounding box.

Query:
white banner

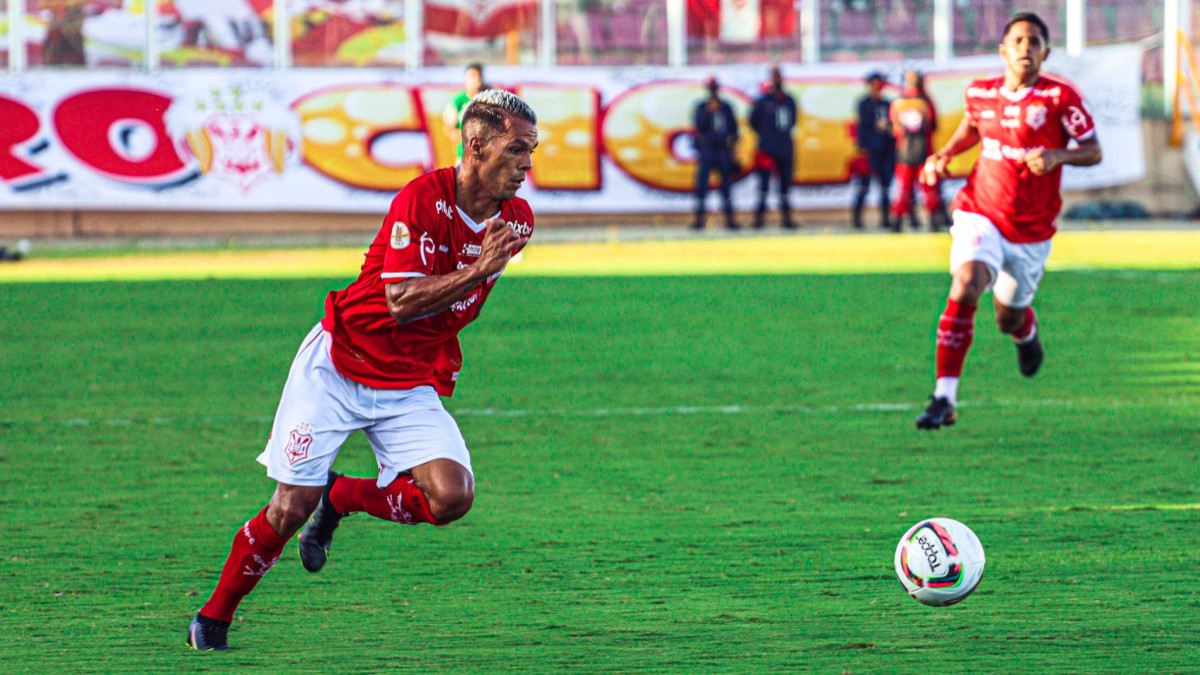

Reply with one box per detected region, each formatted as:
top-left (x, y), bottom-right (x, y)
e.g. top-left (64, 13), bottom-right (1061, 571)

top-left (0, 44), bottom-right (1145, 215)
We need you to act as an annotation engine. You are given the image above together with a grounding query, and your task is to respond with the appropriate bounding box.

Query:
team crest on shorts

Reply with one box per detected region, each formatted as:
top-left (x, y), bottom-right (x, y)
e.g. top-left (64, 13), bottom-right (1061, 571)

top-left (390, 222), bottom-right (411, 249)
top-left (284, 423), bottom-right (313, 465)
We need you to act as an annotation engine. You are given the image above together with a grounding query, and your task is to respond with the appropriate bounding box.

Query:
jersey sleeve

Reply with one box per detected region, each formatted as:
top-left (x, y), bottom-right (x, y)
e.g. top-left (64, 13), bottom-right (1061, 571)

top-left (508, 201), bottom-right (535, 255)
top-left (962, 81), bottom-right (981, 125)
top-left (1058, 84), bottom-right (1097, 142)
top-left (381, 189), bottom-right (437, 281)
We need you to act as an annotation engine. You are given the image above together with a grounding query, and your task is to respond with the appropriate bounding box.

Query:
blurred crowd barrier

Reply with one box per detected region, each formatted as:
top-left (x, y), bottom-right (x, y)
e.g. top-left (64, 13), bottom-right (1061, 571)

top-left (0, 45), bottom-right (1145, 216)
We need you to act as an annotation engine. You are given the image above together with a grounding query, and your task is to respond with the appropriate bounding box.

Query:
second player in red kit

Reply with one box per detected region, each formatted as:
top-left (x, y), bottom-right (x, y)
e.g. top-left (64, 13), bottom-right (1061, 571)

top-left (914, 12), bottom-right (1102, 429)
top-left (187, 89), bottom-right (539, 651)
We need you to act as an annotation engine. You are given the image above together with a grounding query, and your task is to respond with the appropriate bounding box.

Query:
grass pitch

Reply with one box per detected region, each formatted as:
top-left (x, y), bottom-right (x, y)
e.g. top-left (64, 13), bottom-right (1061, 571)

top-left (1, 264), bottom-right (1198, 672)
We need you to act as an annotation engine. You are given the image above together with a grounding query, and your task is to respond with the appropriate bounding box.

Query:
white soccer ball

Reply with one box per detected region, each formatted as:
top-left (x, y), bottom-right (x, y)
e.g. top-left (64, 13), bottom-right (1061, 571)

top-left (894, 518), bottom-right (986, 606)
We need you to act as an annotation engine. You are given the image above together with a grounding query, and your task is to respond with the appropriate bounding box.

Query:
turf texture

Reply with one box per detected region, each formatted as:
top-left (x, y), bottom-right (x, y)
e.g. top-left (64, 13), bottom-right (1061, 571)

top-left (1, 270), bottom-right (1198, 672)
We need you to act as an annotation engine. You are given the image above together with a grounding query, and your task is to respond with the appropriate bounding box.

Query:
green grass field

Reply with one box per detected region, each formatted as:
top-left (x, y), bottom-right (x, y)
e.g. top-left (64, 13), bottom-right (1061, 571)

top-left (2, 269), bottom-right (1198, 672)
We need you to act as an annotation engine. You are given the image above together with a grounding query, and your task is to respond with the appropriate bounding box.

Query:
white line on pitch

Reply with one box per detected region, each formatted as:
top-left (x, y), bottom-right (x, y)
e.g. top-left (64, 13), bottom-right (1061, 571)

top-left (41, 396), bottom-right (1192, 428)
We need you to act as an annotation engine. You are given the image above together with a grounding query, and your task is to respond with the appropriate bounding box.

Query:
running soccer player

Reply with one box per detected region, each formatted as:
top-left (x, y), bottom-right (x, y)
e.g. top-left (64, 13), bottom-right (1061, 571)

top-left (914, 12), bottom-right (1102, 430)
top-left (187, 89), bottom-right (538, 650)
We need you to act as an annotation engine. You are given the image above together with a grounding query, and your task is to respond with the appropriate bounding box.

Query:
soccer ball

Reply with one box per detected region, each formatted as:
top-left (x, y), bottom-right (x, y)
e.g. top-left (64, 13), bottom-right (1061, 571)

top-left (894, 518), bottom-right (986, 606)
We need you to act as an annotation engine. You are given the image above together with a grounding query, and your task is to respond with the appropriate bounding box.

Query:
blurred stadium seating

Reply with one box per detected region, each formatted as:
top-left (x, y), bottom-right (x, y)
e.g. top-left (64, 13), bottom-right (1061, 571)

top-left (0, 1), bottom-right (1176, 71)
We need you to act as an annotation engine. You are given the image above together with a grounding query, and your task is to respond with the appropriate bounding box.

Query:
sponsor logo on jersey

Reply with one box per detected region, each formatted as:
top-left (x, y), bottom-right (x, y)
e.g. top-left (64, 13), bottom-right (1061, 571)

top-left (507, 220), bottom-right (532, 236)
top-left (980, 137), bottom-right (1031, 163)
top-left (390, 222), bottom-right (411, 249)
top-left (284, 423), bottom-right (313, 465)
top-left (1063, 105), bottom-right (1090, 138)
top-left (435, 199), bottom-right (453, 219)
top-left (451, 289), bottom-right (482, 314)
top-left (1025, 103), bottom-right (1047, 130)
top-left (438, 245), bottom-right (451, 252)
top-left (461, 243), bottom-right (482, 257)
top-left (419, 231), bottom-right (436, 266)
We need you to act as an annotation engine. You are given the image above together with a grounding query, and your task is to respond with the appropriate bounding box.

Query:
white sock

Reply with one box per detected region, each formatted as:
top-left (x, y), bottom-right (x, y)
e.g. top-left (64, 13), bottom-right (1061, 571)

top-left (934, 377), bottom-right (959, 406)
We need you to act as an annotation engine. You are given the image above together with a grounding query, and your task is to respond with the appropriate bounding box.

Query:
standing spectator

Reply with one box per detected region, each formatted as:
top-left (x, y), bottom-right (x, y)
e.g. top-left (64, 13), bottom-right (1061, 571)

top-left (749, 65), bottom-right (799, 230)
top-left (852, 72), bottom-right (896, 231)
top-left (691, 76), bottom-right (741, 231)
top-left (42, 1), bottom-right (87, 66)
top-left (889, 69), bottom-right (944, 231)
top-left (443, 62), bottom-right (487, 163)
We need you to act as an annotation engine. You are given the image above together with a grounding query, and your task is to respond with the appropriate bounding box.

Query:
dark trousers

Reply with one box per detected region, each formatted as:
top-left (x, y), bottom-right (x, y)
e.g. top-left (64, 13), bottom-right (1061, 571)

top-left (853, 154), bottom-right (895, 230)
top-left (694, 149), bottom-right (736, 226)
top-left (754, 152), bottom-right (794, 227)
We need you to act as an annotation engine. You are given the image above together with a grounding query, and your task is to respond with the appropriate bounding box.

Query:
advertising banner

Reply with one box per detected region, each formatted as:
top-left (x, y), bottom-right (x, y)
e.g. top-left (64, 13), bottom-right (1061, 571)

top-left (0, 43), bottom-right (1145, 214)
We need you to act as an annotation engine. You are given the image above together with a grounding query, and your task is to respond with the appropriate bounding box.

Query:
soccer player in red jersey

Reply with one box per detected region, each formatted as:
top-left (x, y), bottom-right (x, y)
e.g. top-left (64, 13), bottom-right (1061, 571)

top-left (914, 12), bottom-right (1102, 429)
top-left (186, 89), bottom-right (538, 650)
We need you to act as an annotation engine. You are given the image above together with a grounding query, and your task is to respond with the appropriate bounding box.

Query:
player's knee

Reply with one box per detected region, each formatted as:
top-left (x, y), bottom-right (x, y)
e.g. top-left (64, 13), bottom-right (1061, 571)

top-left (951, 265), bottom-right (990, 301)
top-left (995, 310), bottom-right (1024, 334)
top-left (426, 483), bottom-right (474, 523)
top-left (267, 493), bottom-right (320, 537)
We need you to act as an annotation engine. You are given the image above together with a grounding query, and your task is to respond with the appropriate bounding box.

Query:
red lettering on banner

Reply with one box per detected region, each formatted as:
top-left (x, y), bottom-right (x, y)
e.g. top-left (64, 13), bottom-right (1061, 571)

top-left (53, 89), bottom-right (192, 185)
top-left (0, 96), bottom-right (51, 185)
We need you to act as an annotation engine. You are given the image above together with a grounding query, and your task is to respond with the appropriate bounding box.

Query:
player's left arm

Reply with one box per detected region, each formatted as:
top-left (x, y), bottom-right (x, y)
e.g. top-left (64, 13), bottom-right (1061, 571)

top-left (1023, 137), bottom-right (1101, 176)
top-left (1025, 90), bottom-right (1102, 176)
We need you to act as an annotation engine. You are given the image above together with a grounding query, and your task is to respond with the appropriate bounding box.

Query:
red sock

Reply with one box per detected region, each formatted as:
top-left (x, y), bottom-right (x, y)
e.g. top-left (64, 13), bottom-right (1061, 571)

top-left (935, 299), bottom-right (977, 378)
top-left (1011, 306), bottom-right (1038, 342)
top-left (329, 475), bottom-right (445, 526)
top-left (200, 506), bottom-right (289, 623)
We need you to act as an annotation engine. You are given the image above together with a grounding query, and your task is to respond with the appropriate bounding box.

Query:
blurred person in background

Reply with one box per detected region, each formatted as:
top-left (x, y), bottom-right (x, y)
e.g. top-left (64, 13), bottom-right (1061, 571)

top-left (174, 0), bottom-right (273, 65)
top-left (852, 71), bottom-right (896, 231)
top-left (42, 0), bottom-right (87, 66)
top-left (691, 76), bottom-right (741, 231)
top-left (889, 69), bottom-right (944, 231)
top-left (443, 62), bottom-right (488, 164)
top-left (749, 65), bottom-right (799, 230)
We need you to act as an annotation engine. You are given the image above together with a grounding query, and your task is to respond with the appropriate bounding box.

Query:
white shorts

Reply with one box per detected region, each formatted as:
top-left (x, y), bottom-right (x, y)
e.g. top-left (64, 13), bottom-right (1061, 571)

top-left (256, 323), bottom-right (473, 488)
top-left (948, 210), bottom-right (1052, 309)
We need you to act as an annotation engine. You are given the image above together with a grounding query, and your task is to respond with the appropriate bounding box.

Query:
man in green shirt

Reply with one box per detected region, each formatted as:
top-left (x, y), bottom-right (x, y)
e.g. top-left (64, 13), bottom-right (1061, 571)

top-left (442, 63), bottom-right (486, 163)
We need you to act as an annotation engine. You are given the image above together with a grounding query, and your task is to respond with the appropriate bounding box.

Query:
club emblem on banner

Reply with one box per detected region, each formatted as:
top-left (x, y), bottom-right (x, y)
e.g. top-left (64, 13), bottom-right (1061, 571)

top-left (165, 85), bottom-right (300, 193)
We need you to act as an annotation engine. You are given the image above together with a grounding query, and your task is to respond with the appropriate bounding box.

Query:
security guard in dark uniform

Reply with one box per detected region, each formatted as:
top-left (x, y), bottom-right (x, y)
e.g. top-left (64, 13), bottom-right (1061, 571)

top-left (749, 65), bottom-right (799, 229)
top-left (691, 77), bottom-right (740, 231)
top-left (853, 71), bottom-right (896, 231)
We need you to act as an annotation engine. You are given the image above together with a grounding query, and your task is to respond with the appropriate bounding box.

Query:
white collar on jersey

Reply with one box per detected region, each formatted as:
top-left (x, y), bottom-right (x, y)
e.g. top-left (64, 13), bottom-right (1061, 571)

top-left (456, 205), bottom-right (501, 234)
top-left (999, 84), bottom-right (1033, 102)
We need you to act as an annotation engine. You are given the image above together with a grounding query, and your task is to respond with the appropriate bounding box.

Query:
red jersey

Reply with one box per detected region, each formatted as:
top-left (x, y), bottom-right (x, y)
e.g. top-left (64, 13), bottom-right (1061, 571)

top-left (321, 167), bottom-right (534, 395)
top-left (952, 75), bottom-right (1096, 243)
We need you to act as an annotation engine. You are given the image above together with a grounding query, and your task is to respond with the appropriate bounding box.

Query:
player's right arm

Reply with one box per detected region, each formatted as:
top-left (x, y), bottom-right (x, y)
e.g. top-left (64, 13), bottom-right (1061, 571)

top-left (385, 218), bottom-right (524, 324)
top-left (922, 115), bottom-right (980, 185)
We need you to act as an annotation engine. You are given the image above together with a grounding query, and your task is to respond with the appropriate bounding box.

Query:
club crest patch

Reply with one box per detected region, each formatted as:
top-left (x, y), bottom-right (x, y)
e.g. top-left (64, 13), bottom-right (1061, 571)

top-left (1025, 103), bottom-right (1047, 130)
top-left (390, 222), bottom-right (411, 249)
top-left (284, 422), bottom-right (313, 465)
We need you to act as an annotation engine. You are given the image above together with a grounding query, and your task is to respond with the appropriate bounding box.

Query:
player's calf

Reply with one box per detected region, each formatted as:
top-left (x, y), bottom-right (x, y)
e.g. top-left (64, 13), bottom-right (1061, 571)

top-left (298, 471), bottom-right (345, 573)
